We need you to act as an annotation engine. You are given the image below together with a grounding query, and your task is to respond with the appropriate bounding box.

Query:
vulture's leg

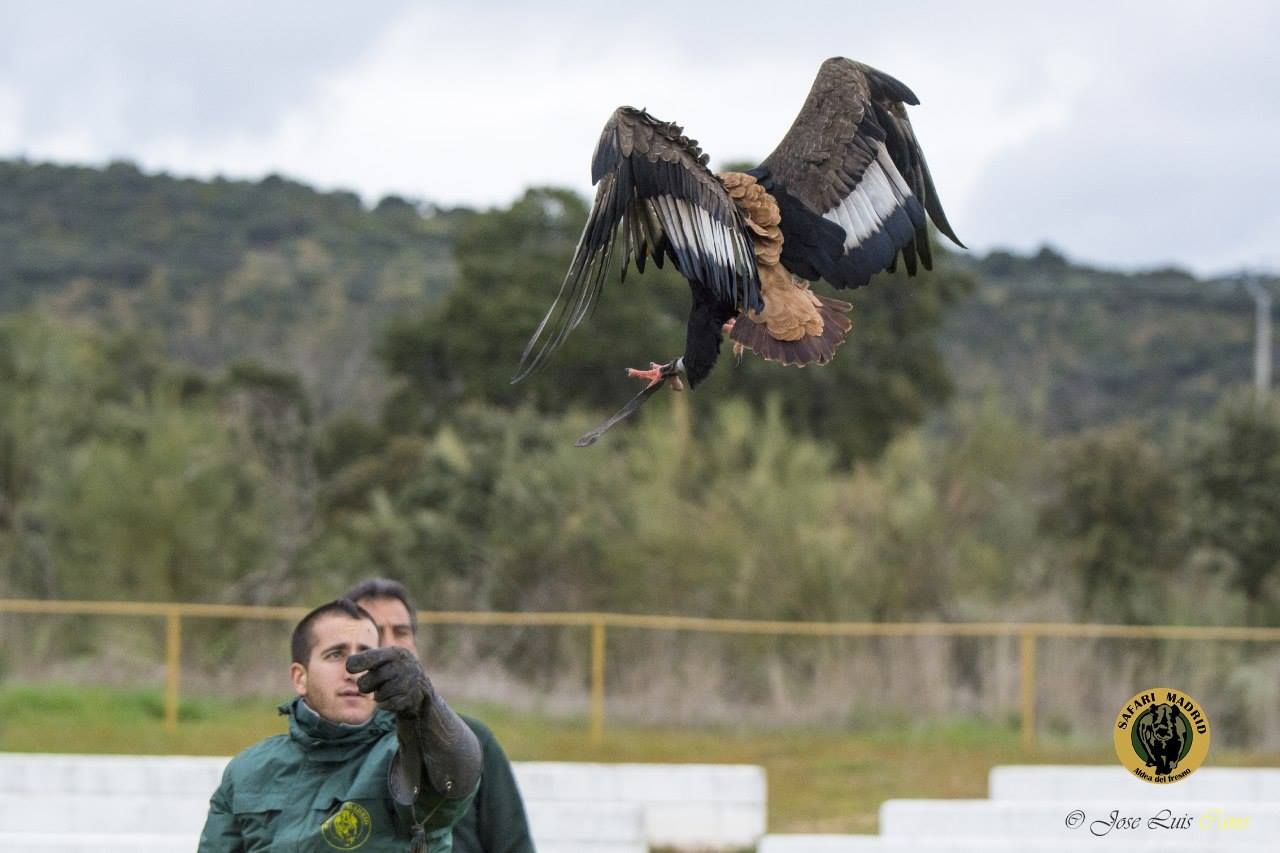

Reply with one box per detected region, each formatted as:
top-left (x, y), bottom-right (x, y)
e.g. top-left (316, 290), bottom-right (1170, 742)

top-left (624, 283), bottom-right (734, 391)
top-left (581, 286), bottom-right (734, 447)
top-left (674, 284), bottom-right (737, 389)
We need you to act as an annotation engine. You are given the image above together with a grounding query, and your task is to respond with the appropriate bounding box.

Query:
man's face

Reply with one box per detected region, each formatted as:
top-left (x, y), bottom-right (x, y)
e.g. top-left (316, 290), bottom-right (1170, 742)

top-left (290, 614), bottom-right (379, 725)
top-left (356, 596), bottom-right (419, 658)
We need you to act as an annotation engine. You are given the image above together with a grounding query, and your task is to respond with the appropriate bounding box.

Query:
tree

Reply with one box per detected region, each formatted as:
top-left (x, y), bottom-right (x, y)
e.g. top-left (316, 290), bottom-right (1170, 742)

top-left (0, 314), bottom-right (278, 602)
top-left (1041, 424), bottom-right (1187, 621)
top-left (1187, 392), bottom-right (1280, 602)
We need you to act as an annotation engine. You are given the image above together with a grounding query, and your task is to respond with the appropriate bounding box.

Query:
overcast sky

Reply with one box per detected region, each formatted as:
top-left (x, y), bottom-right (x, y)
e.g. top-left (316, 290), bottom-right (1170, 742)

top-left (2, 1), bottom-right (1277, 276)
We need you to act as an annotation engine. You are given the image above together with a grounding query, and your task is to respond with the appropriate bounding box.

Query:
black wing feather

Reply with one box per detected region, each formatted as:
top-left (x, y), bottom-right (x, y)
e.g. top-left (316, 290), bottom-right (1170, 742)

top-left (514, 108), bottom-right (760, 382)
top-left (753, 57), bottom-right (962, 291)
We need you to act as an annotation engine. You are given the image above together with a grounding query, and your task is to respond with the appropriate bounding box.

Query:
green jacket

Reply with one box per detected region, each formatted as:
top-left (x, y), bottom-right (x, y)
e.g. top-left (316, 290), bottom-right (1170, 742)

top-left (452, 716), bottom-right (535, 853)
top-left (199, 698), bottom-right (477, 852)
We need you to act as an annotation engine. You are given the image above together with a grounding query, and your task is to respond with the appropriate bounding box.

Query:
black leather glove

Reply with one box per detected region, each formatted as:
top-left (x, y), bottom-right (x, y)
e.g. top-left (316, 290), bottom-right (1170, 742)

top-left (346, 647), bottom-right (432, 717)
top-left (346, 646), bottom-right (481, 802)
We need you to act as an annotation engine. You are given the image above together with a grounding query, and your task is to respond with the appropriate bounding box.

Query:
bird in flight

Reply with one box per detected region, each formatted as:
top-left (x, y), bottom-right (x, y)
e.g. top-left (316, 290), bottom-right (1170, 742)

top-left (513, 57), bottom-right (964, 444)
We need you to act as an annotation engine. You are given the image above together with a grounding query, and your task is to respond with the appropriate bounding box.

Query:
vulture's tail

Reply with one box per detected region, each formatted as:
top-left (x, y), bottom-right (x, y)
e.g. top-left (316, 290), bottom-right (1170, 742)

top-left (730, 295), bottom-right (853, 367)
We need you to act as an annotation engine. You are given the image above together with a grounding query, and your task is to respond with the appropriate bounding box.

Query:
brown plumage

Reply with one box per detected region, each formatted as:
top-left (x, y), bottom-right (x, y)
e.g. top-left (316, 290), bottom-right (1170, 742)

top-left (515, 57), bottom-right (964, 444)
top-left (720, 171), bottom-right (853, 366)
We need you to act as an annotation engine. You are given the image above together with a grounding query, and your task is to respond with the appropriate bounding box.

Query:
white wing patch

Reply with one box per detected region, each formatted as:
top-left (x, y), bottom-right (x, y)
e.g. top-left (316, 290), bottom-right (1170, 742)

top-left (821, 141), bottom-right (915, 250)
top-left (653, 193), bottom-right (755, 279)
top-left (665, 196), bottom-right (723, 254)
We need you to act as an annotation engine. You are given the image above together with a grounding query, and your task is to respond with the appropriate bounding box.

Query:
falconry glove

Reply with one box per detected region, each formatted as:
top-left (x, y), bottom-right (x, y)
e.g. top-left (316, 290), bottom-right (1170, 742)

top-left (347, 647), bottom-right (482, 803)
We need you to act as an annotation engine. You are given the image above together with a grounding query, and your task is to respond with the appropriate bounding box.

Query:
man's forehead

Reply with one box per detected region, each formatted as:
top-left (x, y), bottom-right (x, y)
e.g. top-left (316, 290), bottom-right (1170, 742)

top-left (311, 613), bottom-right (378, 645)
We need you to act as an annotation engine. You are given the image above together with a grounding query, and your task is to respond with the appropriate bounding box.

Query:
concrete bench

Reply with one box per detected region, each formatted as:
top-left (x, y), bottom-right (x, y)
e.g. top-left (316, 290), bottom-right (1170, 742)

top-left (515, 801), bottom-right (646, 853)
top-left (0, 753), bottom-right (229, 795)
top-left (0, 793), bottom-right (211, 833)
top-left (0, 833), bottom-right (195, 852)
top-left (989, 765), bottom-right (1280, 802)
top-left (758, 835), bottom-right (1258, 852)
top-left (0, 753), bottom-right (764, 851)
top-left (758, 766), bottom-right (1280, 852)
top-left (0, 795), bottom-right (643, 852)
top-left (879, 799), bottom-right (1278, 843)
top-left (515, 761), bottom-right (766, 850)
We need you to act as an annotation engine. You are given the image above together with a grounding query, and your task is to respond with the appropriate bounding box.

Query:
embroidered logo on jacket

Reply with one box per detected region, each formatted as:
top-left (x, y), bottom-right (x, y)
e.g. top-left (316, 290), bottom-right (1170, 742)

top-left (321, 801), bottom-right (373, 849)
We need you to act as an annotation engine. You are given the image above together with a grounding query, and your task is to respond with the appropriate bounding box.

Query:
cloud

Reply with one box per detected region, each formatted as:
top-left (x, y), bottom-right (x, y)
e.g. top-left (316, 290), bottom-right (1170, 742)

top-left (1, 2), bottom-right (411, 152)
top-left (961, 3), bottom-right (1280, 273)
top-left (0, 82), bottom-right (19, 153)
top-left (2, 0), bottom-right (1278, 273)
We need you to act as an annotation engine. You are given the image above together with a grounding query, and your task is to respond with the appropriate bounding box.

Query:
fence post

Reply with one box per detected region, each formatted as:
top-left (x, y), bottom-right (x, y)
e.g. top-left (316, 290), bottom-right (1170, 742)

top-left (1019, 629), bottom-right (1037, 753)
top-left (165, 609), bottom-right (182, 732)
top-left (590, 619), bottom-right (606, 745)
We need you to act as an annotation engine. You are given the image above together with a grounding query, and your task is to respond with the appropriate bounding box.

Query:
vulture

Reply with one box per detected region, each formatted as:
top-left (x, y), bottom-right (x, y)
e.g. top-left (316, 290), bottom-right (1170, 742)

top-left (513, 57), bottom-right (964, 445)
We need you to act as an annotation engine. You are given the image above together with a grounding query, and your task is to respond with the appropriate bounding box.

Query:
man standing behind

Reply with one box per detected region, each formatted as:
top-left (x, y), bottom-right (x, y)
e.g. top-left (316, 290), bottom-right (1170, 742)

top-left (199, 599), bottom-right (482, 852)
top-left (347, 578), bottom-right (536, 853)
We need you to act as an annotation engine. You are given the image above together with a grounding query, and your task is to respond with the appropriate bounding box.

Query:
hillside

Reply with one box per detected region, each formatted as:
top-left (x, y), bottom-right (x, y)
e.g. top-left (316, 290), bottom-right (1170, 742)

top-left (0, 159), bottom-right (464, 416)
top-left (943, 248), bottom-right (1264, 434)
top-left (2, 159), bottom-right (1268, 434)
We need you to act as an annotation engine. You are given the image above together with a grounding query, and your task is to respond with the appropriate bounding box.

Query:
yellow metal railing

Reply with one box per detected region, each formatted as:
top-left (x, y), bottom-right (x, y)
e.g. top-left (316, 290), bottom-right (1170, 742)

top-left (3, 598), bottom-right (1280, 746)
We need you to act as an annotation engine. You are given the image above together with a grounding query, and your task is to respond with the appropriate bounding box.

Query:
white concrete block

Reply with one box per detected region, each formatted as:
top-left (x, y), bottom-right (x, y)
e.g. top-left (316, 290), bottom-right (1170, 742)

top-left (514, 762), bottom-right (765, 804)
top-left (0, 794), bottom-right (210, 834)
top-left (0, 833), bottom-right (648, 853)
top-left (880, 799), bottom-right (1280, 844)
top-left (0, 795), bottom-right (645, 849)
top-left (758, 836), bottom-right (885, 853)
top-left (0, 753), bottom-right (767, 851)
top-left (534, 846), bottom-right (646, 853)
top-left (758, 835), bottom-right (1258, 852)
top-left (614, 763), bottom-right (765, 803)
top-left (514, 761), bottom-right (766, 849)
top-left (0, 833), bottom-right (197, 852)
top-left (0, 753), bottom-right (228, 795)
top-left (989, 765), bottom-right (1280, 802)
top-left (524, 801), bottom-right (643, 843)
top-left (515, 762), bottom-right (626, 801)
top-left (718, 802), bottom-right (769, 840)
top-left (644, 802), bottom-right (725, 846)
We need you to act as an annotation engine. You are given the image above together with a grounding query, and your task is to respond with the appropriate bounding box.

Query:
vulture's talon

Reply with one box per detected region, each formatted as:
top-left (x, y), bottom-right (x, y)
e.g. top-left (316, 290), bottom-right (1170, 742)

top-left (625, 363), bottom-right (665, 389)
top-left (626, 361), bottom-right (682, 390)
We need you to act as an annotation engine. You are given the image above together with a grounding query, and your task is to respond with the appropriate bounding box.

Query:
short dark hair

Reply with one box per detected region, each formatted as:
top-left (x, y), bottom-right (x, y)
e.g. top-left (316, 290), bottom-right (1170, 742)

top-left (291, 598), bottom-right (377, 665)
top-left (344, 577), bottom-right (418, 636)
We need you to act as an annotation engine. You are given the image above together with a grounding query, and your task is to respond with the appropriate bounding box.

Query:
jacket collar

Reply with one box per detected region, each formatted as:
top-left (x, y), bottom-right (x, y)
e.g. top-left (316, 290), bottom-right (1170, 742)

top-left (279, 697), bottom-right (395, 760)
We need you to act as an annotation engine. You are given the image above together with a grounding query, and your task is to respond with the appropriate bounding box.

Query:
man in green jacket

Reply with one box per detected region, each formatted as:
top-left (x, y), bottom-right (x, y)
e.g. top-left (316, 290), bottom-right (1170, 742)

top-left (199, 598), bottom-right (482, 852)
top-left (346, 578), bottom-right (536, 853)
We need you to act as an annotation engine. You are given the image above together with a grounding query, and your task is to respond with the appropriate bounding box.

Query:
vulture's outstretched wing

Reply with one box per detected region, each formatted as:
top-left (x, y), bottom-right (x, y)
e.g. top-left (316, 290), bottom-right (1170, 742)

top-left (514, 107), bottom-right (761, 382)
top-left (750, 57), bottom-right (964, 290)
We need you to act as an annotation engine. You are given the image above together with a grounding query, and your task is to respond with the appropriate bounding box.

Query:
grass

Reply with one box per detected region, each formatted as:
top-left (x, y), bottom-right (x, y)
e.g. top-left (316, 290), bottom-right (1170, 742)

top-left (2, 685), bottom-right (1276, 833)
